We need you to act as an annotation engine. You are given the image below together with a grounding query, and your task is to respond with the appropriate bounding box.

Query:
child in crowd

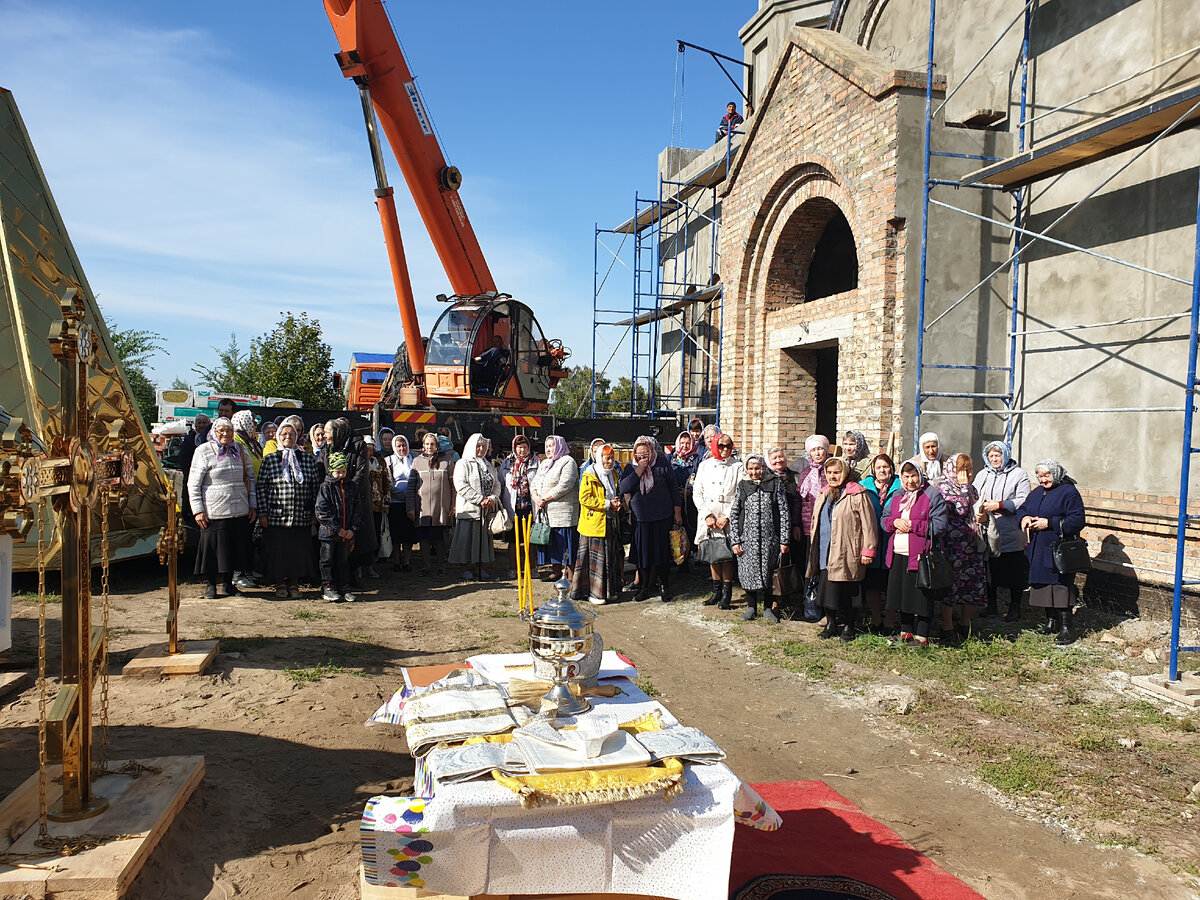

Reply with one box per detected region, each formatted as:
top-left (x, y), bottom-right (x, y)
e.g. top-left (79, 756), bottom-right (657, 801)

top-left (315, 452), bottom-right (362, 602)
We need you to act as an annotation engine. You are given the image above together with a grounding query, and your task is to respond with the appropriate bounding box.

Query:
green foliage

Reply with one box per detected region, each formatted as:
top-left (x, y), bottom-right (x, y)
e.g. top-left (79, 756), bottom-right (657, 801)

top-left (109, 323), bottom-right (166, 427)
top-left (169, 376), bottom-right (191, 390)
top-left (191, 313), bottom-right (343, 408)
top-left (978, 747), bottom-right (1064, 794)
top-left (192, 333), bottom-right (251, 393)
top-left (550, 366), bottom-right (609, 418)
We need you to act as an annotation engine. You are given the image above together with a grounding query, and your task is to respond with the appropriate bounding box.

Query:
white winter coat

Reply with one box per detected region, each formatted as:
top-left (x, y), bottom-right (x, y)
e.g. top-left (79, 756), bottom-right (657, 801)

top-left (692, 456), bottom-right (746, 545)
top-left (453, 457), bottom-right (500, 520)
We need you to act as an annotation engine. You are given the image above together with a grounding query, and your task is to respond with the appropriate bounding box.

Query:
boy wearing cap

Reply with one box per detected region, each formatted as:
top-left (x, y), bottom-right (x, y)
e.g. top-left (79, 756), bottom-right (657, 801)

top-left (315, 452), bottom-right (363, 602)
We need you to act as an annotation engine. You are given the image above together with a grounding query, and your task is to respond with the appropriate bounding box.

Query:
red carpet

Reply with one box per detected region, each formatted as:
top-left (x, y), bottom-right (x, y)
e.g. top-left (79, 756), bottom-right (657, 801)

top-left (729, 781), bottom-right (986, 899)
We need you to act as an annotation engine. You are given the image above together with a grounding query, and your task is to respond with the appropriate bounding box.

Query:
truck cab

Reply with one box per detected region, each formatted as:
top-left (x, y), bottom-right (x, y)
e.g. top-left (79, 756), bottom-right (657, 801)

top-left (347, 352), bottom-right (395, 410)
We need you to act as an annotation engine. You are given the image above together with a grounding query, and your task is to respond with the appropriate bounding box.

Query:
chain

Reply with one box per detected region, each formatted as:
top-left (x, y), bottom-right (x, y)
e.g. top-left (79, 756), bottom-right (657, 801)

top-left (96, 495), bottom-right (111, 772)
top-left (35, 500), bottom-right (49, 839)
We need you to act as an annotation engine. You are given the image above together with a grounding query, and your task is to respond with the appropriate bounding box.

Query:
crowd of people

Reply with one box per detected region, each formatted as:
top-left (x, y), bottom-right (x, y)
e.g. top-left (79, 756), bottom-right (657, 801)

top-left (180, 404), bottom-right (1087, 644)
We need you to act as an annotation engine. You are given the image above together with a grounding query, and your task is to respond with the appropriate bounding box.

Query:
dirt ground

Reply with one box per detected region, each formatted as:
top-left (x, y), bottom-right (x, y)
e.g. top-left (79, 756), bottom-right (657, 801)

top-left (2, 554), bottom-right (1199, 900)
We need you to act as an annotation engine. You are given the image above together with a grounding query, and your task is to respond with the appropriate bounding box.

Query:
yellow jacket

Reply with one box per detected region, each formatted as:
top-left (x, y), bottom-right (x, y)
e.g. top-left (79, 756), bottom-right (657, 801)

top-left (577, 470), bottom-right (611, 538)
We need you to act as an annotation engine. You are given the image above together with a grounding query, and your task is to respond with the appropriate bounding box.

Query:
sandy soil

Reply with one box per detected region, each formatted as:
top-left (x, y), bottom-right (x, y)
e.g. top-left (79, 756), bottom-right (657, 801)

top-left (1, 556), bottom-right (1197, 900)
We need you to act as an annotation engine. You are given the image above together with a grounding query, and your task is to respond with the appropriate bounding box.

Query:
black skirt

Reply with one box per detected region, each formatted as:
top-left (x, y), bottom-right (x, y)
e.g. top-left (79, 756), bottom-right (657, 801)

top-left (194, 516), bottom-right (251, 578)
top-left (629, 517), bottom-right (672, 569)
top-left (886, 554), bottom-right (934, 617)
top-left (817, 571), bottom-right (866, 611)
top-left (388, 505), bottom-right (418, 547)
top-left (260, 525), bottom-right (316, 583)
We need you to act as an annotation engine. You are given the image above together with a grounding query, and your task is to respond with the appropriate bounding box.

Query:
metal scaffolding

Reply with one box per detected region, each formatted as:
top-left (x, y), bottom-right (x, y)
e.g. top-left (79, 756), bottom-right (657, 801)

top-left (590, 41), bottom-right (746, 423)
top-left (912, 1), bottom-right (1200, 683)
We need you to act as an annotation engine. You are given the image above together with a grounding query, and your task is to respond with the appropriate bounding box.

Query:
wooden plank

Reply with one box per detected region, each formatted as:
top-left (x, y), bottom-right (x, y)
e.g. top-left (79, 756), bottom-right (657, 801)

top-left (1130, 673), bottom-right (1200, 708)
top-left (122, 639), bottom-right (220, 677)
top-left (963, 83), bottom-right (1200, 189)
top-left (0, 755), bottom-right (204, 897)
top-left (0, 670), bottom-right (30, 701)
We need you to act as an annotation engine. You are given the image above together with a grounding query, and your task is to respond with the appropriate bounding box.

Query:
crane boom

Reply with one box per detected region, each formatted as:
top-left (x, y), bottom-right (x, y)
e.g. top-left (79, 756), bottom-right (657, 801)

top-left (323, 0), bottom-right (496, 297)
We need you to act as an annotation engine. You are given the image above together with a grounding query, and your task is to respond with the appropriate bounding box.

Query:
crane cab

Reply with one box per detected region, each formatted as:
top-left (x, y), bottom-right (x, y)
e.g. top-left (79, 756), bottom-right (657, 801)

top-left (422, 294), bottom-right (567, 411)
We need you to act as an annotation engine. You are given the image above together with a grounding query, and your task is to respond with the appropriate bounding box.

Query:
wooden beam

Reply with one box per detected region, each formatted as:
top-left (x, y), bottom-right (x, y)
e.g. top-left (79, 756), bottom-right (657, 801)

top-left (962, 84), bottom-right (1200, 190)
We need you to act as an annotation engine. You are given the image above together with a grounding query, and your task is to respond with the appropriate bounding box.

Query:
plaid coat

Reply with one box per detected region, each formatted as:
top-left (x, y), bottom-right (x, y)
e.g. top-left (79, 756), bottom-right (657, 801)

top-left (256, 450), bottom-right (321, 527)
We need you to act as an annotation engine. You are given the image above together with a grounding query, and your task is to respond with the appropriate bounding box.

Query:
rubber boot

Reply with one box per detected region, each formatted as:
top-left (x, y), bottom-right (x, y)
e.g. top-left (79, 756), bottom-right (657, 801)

top-left (1055, 607), bottom-right (1076, 645)
top-left (840, 610), bottom-right (857, 642)
top-left (1004, 592), bottom-right (1022, 623)
top-left (718, 582), bottom-right (733, 610)
top-left (741, 590), bottom-right (759, 621)
top-left (702, 581), bottom-right (722, 606)
top-left (1039, 610), bottom-right (1059, 636)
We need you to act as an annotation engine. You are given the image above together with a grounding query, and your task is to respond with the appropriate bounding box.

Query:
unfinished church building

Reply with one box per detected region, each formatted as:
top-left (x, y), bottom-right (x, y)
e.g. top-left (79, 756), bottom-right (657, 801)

top-left (639, 0), bottom-right (1199, 614)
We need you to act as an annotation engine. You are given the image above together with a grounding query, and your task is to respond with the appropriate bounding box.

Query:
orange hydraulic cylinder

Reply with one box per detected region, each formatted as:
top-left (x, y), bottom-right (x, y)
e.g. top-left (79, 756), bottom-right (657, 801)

top-left (374, 187), bottom-right (426, 376)
top-left (324, 0), bottom-right (496, 297)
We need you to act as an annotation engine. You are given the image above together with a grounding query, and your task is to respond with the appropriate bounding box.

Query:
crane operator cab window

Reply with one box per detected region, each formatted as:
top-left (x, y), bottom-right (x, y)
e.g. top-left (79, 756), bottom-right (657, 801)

top-left (426, 308), bottom-right (479, 367)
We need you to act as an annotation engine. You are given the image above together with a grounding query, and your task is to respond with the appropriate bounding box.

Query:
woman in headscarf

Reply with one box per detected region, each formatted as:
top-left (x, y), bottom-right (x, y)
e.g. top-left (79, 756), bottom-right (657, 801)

top-left (531, 435), bottom-right (580, 582)
top-left (324, 417), bottom-right (377, 583)
top-left (620, 436), bottom-right (683, 602)
top-left (259, 421), bottom-right (277, 452)
top-left (1016, 459), bottom-right (1086, 644)
top-left (500, 434), bottom-right (541, 580)
top-left (806, 456), bottom-right (877, 638)
top-left (377, 427), bottom-right (396, 460)
top-left (188, 417), bottom-right (257, 598)
top-left (385, 434), bottom-right (418, 571)
top-left (730, 453), bottom-right (790, 622)
top-left (908, 432), bottom-right (947, 482)
top-left (883, 460), bottom-right (949, 646)
top-left (579, 438), bottom-right (605, 475)
top-left (973, 440), bottom-right (1031, 621)
top-left (765, 446), bottom-right (802, 621)
top-left (437, 431), bottom-right (461, 463)
top-left (841, 430), bottom-right (872, 478)
top-left (255, 421), bottom-right (321, 599)
top-left (263, 415), bottom-right (305, 457)
top-left (309, 423), bottom-right (327, 464)
top-left (572, 443), bottom-right (624, 605)
top-left (449, 433), bottom-right (501, 580)
top-left (936, 452), bottom-right (988, 641)
top-left (362, 436), bottom-right (389, 579)
top-left (791, 435), bottom-right (830, 542)
top-left (670, 430), bottom-right (703, 556)
top-left (860, 453), bottom-right (902, 634)
top-left (232, 410), bottom-right (264, 478)
top-left (695, 433), bottom-right (746, 609)
top-left (407, 431), bottom-right (456, 576)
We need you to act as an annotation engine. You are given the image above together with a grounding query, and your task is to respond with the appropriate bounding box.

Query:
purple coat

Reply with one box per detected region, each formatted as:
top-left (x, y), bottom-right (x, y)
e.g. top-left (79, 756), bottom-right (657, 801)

top-left (882, 486), bottom-right (949, 571)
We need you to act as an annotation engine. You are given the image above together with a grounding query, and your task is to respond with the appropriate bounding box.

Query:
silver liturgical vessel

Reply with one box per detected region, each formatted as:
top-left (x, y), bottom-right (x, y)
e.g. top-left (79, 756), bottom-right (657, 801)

top-left (527, 576), bottom-right (596, 716)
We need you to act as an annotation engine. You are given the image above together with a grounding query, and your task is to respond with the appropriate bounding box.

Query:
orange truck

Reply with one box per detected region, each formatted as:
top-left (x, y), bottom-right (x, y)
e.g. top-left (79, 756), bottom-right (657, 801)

top-left (346, 352), bottom-right (393, 411)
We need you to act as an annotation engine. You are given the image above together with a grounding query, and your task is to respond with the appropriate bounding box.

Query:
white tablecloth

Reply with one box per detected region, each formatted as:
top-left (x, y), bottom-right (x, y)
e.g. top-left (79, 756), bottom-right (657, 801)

top-left (361, 675), bottom-right (779, 898)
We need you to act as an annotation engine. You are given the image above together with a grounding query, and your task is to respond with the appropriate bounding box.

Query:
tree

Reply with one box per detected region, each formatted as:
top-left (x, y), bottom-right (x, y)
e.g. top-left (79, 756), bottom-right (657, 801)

top-left (109, 324), bottom-right (165, 427)
top-left (609, 376), bottom-right (661, 415)
top-left (550, 366), bottom-right (609, 419)
top-left (192, 334), bottom-right (251, 394)
top-left (170, 376), bottom-right (191, 391)
top-left (242, 312), bottom-right (344, 409)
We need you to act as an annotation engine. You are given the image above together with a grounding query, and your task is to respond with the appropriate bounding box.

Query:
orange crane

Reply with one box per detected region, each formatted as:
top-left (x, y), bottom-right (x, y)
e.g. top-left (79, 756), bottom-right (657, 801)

top-left (323, 0), bottom-right (568, 412)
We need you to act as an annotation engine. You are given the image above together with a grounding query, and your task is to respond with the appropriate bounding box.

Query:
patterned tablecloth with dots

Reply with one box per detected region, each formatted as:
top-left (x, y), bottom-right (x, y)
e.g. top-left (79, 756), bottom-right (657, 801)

top-left (361, 679), bottom-right (779, 898)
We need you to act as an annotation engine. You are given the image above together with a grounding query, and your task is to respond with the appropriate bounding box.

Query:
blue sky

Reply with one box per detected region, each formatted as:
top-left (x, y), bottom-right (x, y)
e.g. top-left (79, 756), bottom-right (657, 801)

top-left (0, 0), bottom-right (755, 390)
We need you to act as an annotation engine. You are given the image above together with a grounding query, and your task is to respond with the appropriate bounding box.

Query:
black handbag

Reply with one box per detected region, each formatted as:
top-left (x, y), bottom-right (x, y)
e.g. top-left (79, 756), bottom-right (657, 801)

top-left (1051, 520), bottom-right (1091, 574)
top-left (916, 533), bottom-right (955, 593)
top-left (697, 534), bottom-right (733, 564)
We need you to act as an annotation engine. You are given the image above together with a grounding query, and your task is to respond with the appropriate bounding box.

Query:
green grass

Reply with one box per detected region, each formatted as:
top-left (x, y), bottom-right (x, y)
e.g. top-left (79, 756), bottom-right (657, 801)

top-left (200, 629), bottom-right (274, 653)
top-left (637, 677), bottom-right (661, 698)
top-left (489, 604), bottom-right (520, 618)
top-left (284, 661), bottom-right (355, 683)
top-left (290, 608), bottom-right (333, 621)
top-left (977, 696), bottom-right (1016, 718)
top-left (978, 747), bottom-right (1065, 795)
top-left (14, 591), bottom-right (61, 604)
